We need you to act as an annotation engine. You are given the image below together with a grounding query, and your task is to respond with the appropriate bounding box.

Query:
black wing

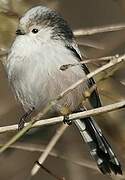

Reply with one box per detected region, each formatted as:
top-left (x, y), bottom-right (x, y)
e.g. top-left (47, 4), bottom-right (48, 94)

top-left (66, 45), bottom-right (102, 108)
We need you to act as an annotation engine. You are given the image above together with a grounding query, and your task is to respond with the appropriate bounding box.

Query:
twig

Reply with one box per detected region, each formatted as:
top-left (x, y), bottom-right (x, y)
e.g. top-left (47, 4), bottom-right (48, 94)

top-left (60, 55), bottom-right (119, 71)
top-left (73, 23), bottom-right (125, 36)
top-left (31, 124), bottom-right (68, 176)
top-left (0, 100), bottom-right (125, 133)
top-left (0, 55), bottom-right (125, 154)
top-left (36, 161), bottom-right (65, 180)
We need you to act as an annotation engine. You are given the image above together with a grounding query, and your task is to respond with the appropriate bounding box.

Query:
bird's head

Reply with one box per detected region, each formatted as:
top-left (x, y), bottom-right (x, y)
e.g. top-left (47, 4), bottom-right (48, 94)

top-left (16, 6), bottom-right (74, 44)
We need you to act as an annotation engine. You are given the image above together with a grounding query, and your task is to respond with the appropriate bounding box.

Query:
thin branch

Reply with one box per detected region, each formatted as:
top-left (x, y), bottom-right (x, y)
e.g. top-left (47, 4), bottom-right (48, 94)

top-left (0, 100), bottom-right (125, 133)
top-left (60, 55), bottom-right (119, 71)
top-left (0, 55), bottom-right (125, 154)
top-left (73, 23), bottom-right (125, 36)
top-left (31, 124), bottom-right (68, 176)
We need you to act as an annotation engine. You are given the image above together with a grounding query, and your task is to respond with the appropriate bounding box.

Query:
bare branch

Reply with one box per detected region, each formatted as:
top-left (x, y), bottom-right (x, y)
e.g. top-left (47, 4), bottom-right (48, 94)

top-left (0, 100), bottom-right (125, 133)
top-left (60, 55), bottom-right (119, 71)
top-left (73, 23), bottom-right (125, 36)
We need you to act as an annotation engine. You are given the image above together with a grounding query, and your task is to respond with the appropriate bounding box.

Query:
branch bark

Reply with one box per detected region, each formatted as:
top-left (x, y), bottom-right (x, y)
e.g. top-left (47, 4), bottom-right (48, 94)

top-left (0, 100), bottom-right (125, 133)
top-left (60, 55), bottom-right (119, 71)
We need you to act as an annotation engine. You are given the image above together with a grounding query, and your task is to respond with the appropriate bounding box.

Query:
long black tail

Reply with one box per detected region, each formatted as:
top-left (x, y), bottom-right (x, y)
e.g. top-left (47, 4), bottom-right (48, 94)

top-left (68, 46), bottom-right (122, 174)
top-left (74, 117), bottom-right (122, 175)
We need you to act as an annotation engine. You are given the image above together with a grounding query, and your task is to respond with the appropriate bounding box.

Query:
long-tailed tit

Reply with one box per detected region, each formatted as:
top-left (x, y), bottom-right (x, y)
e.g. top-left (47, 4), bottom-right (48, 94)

top-left (5, 6), bottom-right (122, 175)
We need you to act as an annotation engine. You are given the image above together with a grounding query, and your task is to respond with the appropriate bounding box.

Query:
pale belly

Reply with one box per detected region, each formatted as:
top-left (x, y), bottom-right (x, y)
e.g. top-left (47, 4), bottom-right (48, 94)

top-left (7, 62), bottom-right (87, 117)
top-left (6, 40), bottom-right (88, 116)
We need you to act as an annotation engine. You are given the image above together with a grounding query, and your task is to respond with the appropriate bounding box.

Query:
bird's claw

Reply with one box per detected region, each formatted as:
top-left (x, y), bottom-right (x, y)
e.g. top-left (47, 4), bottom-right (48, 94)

top-left (18, 116), bottom-right (27, 130)
top-left (18, 107), bottom-right (35, 131)
top-left (63, 115), bottom-right (72, 125)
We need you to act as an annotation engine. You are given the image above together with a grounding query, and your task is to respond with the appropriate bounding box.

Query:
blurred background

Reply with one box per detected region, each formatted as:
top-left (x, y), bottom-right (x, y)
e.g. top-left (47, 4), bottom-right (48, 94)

top-left (1, 0), bottom-right (125, 179)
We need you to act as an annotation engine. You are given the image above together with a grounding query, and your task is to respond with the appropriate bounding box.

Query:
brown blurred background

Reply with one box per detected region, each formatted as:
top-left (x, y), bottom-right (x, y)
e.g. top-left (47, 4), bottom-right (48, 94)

top-left (1, 0), bottom-right (125, 179)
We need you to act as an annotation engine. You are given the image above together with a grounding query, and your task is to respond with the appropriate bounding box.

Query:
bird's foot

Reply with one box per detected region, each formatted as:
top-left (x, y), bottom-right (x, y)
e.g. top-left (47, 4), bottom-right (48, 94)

top-left (18, 114), bottom-right (28, 130)
top-left (18, 107), bottom-right (35, 130)
top-left (63, 115), bottom-right (72, 125)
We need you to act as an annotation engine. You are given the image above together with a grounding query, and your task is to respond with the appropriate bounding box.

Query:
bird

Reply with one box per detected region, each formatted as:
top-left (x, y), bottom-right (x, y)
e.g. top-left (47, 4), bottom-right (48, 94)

top-left (4, 6), bottom-right (122, 175)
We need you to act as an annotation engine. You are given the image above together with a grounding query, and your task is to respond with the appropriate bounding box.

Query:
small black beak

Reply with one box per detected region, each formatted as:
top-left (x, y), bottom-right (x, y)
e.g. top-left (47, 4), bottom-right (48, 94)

top-left (16, 29), bottom-right (25, 35)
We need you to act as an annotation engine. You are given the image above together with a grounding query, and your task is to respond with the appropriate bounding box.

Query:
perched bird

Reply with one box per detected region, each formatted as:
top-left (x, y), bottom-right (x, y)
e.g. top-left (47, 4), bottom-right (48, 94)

top-left (5, 6), bottom-right (122, 175)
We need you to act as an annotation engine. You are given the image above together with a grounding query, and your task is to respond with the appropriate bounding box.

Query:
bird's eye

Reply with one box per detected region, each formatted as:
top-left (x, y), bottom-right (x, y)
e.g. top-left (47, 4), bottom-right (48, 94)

top-left (32, 29), bottom-right (39, 34)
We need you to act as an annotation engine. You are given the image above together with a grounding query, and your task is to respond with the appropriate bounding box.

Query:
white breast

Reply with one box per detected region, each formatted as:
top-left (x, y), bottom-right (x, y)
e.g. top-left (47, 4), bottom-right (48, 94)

top-left (6, 36), bottom-right (87, 116)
